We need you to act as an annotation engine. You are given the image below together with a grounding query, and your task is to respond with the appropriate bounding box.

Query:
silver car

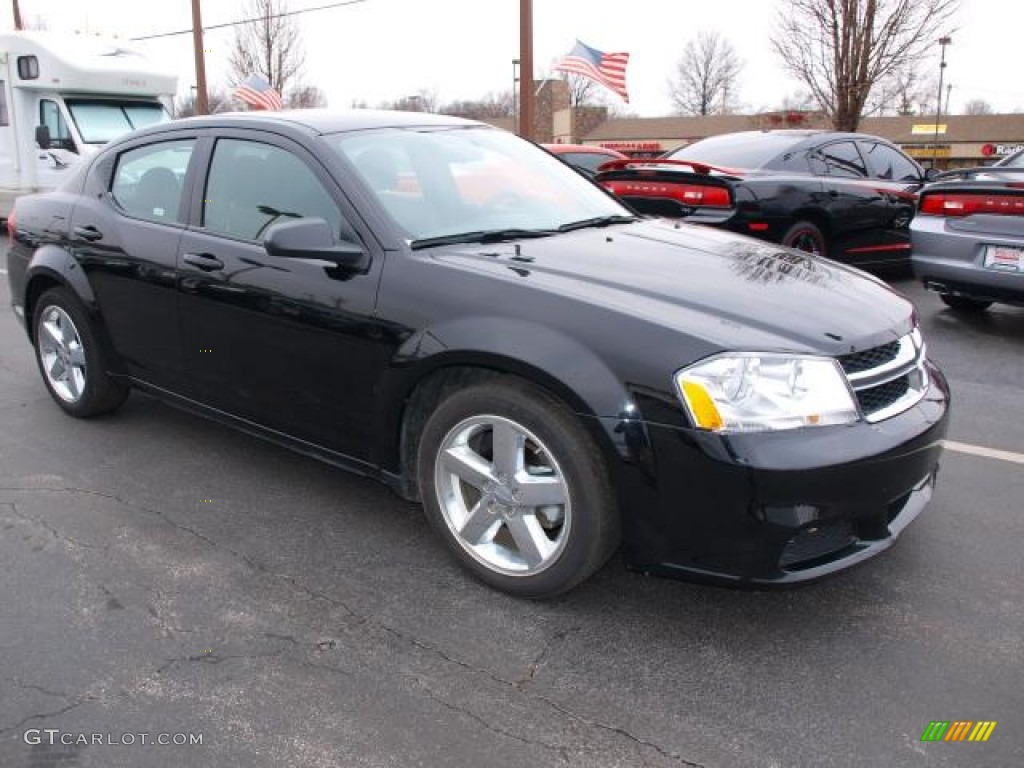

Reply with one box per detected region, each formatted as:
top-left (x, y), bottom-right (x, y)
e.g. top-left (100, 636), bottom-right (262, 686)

top-left (911, 166), bottom-right (1024, 311)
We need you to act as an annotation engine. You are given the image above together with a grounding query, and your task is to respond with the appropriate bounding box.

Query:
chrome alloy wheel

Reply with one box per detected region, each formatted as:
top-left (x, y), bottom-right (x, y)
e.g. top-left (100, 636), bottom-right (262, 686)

top-left (37, 305), bottom-right (87, 404)
top-left (434, 414), bottom-right (571, 576)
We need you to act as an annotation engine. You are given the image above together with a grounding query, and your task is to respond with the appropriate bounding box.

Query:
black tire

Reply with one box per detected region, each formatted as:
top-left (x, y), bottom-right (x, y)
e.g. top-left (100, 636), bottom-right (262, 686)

top-left (417, 377), bottom-right (620, 598)
top-left (32, 286), bottom-right (129, 417)
top-left (781, 220), bottom-right (828, 257)
top-left (940, 294), bottom-right (993, 312)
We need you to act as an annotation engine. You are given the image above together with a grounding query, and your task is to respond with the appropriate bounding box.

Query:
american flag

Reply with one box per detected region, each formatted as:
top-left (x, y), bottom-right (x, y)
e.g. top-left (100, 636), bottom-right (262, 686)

top-left (233, 74), bottom-right (284, 111)
top-left (553, 40), bottom-right (630, 103)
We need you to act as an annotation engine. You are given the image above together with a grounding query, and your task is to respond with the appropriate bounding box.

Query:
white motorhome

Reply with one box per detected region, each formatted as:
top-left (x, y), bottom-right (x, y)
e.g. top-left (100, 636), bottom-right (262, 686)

top-left (0, 31), bottom-right (177, 217)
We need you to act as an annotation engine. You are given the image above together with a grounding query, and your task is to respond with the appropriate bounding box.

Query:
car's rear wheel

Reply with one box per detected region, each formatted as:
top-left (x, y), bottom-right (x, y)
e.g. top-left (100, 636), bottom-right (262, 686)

top-left (781, 221), bottom-right (828, 257)
top-left (33, 287), bottom-right (128, 417)
top-left (417, 378), bottom-right (620, 597)
top-left (940, 294), bottom-right (993, 312)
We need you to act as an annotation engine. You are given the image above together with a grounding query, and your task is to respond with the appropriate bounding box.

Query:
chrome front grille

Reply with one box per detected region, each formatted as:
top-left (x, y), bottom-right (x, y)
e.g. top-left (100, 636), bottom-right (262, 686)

top-left (839, 330), bottom-right (928, 423)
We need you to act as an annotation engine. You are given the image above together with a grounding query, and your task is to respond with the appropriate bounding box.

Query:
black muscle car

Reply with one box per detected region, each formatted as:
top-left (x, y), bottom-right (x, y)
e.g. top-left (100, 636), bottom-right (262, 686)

top-left (595, 129), bottom-right (935, 267)
top-left (6, 111), bottom-right (948, 596)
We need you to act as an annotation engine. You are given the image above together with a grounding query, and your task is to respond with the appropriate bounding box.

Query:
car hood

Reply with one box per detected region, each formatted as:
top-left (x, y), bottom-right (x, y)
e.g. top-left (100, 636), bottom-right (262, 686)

top-left (427, 219), bottom-right (914, 355)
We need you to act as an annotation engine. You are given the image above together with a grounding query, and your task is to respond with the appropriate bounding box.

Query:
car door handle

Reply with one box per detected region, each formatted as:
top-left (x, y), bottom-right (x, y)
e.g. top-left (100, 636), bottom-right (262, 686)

top-left (182, 252), bottom-right (225, 272)
top-left (73, 225), bottom-right (104, 242)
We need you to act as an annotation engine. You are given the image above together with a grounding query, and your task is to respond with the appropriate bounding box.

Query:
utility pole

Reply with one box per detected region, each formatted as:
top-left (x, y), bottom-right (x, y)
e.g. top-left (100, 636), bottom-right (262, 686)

top-left (518, 0), bottom-right (533, 140)
top-left (12, 0), bottom-right (23, 30)
top-left (191, 0), bottom-right (210, 115)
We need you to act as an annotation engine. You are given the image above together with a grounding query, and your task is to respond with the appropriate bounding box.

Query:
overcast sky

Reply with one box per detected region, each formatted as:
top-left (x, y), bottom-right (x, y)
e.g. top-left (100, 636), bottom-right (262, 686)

top-left (7, 0), bottom-right (1023, 115)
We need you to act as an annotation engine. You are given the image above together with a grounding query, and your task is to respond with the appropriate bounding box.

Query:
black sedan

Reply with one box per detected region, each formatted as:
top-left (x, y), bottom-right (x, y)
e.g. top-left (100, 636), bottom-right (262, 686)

top-left (6, 111), bottom-right (949, 596)
top-left (595, 129), bottom-right (933, 267)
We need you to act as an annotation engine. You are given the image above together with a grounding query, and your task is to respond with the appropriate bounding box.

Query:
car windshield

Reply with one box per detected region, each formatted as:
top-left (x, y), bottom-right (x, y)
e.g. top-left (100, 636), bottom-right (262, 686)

top-left (666, 132), bottom-right (808, 169)
top-left (65, 99), bottom-right (170, 144)
top-left (325, 126), bottom-right (633, 244)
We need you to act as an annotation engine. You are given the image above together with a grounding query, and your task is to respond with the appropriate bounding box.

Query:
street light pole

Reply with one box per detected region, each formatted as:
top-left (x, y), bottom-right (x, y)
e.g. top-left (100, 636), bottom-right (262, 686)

top-left (932, 35), bottom-right (952, 169)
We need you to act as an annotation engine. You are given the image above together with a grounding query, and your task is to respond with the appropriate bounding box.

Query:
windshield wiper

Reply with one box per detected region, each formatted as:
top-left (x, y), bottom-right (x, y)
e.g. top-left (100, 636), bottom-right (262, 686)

top-left (556, 214), bottom-right (638, 233)
top-left (410, 228), bottom-right (556, 250)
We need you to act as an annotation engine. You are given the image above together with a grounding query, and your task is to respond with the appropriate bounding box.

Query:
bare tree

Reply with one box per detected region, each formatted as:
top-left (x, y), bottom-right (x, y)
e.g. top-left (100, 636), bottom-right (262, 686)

top-left (871, 62), bottom-right (934, 116)
top-left (287, 86), bottom-right (327, 109)
top-left (668, 31), bottom-right (743, 116)
top-left (175, 88), bottom-right (233, 117)
top-left (379, 89), bottom-right (439, 113)
top-left (559, 73), bottom-right (601, 108)
top-left (442, 91), bottom-right (515, 120)
top-left (772, 0), bottom-right (959, 131)
top-left (963, 98), bottom-right (993, 115)
top-left (229, 0), bottom-right (303, 96)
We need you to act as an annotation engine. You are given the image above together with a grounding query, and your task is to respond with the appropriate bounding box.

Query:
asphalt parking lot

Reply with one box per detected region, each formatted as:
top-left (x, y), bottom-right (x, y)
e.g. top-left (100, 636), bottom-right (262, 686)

top-left (1, 260), bottom-right (1021, 768)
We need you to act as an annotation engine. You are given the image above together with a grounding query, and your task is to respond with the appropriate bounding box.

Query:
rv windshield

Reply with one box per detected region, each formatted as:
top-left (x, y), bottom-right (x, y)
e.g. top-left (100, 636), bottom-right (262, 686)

top-left (65, 99), bottom-right (169, 144)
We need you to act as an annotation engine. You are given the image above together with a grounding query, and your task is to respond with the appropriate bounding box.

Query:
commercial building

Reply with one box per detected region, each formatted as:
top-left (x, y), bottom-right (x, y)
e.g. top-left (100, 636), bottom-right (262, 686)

top-left (555, 111), bottom-right (1024, 168)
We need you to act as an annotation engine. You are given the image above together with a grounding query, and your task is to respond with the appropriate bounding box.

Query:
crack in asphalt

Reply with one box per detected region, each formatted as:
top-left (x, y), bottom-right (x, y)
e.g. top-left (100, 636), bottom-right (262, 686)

top-left (0, 696), bottom-right (97, 737)
top-left (7, 679), bottom-right (71, 700)
top-left (409, 676), bottom-right (571, 764)
top-left (154, 649), bottom-right (288, 676)
top-left (0, 485), bottom-right (703, 765)
top-left (4, 501), bottom-right (109, 552)
top-left (515, 625), bottom-right (582, 687)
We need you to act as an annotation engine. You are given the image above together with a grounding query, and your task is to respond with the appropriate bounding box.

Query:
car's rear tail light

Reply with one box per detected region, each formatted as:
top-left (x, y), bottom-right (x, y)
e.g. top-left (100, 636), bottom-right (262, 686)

top-left (920, 192), bottom-right (1024, 217)
top-left (602, 180), bottom-right (731, 207)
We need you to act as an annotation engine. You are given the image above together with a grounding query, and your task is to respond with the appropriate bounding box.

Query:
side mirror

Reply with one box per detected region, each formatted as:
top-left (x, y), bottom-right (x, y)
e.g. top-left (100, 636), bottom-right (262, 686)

top-left (264, 217), bottom-right (368, 270)
top-left (35, 124), bottom-right (51, 150)
top-left (924, 167), bottom-right (941, 182)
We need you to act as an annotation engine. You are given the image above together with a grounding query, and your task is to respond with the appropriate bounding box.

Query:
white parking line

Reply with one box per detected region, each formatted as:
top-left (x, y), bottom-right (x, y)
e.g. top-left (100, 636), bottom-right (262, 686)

top-left (944, 440), bottom-right (1024, 466)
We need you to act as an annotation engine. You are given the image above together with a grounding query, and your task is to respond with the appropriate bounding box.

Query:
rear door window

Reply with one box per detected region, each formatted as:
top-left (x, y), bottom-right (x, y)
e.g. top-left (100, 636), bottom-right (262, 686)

top-left (812, 141), bottom-right (868, 178)
top-left (111, 139), bottom-right (195, 223)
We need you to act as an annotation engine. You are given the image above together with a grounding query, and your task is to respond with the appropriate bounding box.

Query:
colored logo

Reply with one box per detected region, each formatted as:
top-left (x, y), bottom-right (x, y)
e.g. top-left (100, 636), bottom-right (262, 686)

top-left (981, 143), bottom-right (996, 156)
top-left (920, 721), bottom-right (997, 742)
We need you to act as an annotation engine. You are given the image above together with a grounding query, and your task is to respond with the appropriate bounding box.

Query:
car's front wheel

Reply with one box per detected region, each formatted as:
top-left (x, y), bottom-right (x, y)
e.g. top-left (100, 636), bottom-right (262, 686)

top-left (32, 286), bottom-right (129, 417)
top-left (940, 294), bottom-right (993, 312)
top-left (417, 378), bottom-right (620, 597)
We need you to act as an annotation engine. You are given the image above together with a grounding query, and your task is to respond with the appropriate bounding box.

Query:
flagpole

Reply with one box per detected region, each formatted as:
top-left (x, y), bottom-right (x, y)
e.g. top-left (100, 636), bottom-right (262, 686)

top-left (518, 0), bottom-right (534, 140)
top-left (191, 0), bottom-right (210, 115)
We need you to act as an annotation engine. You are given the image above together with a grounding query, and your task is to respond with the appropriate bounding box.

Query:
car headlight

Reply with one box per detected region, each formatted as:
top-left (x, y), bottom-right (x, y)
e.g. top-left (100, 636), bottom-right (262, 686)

top-left (674, 354), bottom-right (858, 433)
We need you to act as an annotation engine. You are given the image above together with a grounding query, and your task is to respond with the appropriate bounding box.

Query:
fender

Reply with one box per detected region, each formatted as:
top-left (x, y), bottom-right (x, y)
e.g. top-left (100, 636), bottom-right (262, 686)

top-left (23, 244), bottom-right (99, 327)
top-left (373, 315), bottom-right (644, 473)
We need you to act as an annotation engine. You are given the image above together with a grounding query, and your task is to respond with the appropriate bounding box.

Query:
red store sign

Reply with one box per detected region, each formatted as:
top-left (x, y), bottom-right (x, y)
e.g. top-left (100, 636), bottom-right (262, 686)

top-left (981, 143), bottom-right (1024, 157)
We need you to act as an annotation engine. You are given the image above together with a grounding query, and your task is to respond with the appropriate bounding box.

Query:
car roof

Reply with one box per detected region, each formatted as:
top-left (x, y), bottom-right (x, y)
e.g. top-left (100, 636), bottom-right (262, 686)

top-left (542, 143), bottom-right (625, 156)
top-left (701, 129), bottom-right (890, 144)
top-left (129, 109), bottom-right (486, 142)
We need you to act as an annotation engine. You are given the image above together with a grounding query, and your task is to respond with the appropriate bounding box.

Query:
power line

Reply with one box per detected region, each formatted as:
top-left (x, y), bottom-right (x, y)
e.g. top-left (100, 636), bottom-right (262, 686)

top-left (129, 0), bottom-right (369, 42)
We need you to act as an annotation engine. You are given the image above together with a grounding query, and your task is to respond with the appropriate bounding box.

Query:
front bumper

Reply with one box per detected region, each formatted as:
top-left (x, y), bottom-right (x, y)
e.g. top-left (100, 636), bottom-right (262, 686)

top-left (610, 361), bottom-right (950, 585)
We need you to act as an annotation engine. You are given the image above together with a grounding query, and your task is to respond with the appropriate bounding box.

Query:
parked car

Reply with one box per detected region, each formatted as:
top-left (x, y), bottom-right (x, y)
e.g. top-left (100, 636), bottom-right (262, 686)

top-left (7, 111), bottom-right (949, 597)
top-left (994, 148), bottom-right (1024, 167)
top-left (911, 166), bottom-right (1024, 311)
top-left (542, 143), bottom-right (627, 176)
top-left (594, 129), bottom-right (934, 267)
